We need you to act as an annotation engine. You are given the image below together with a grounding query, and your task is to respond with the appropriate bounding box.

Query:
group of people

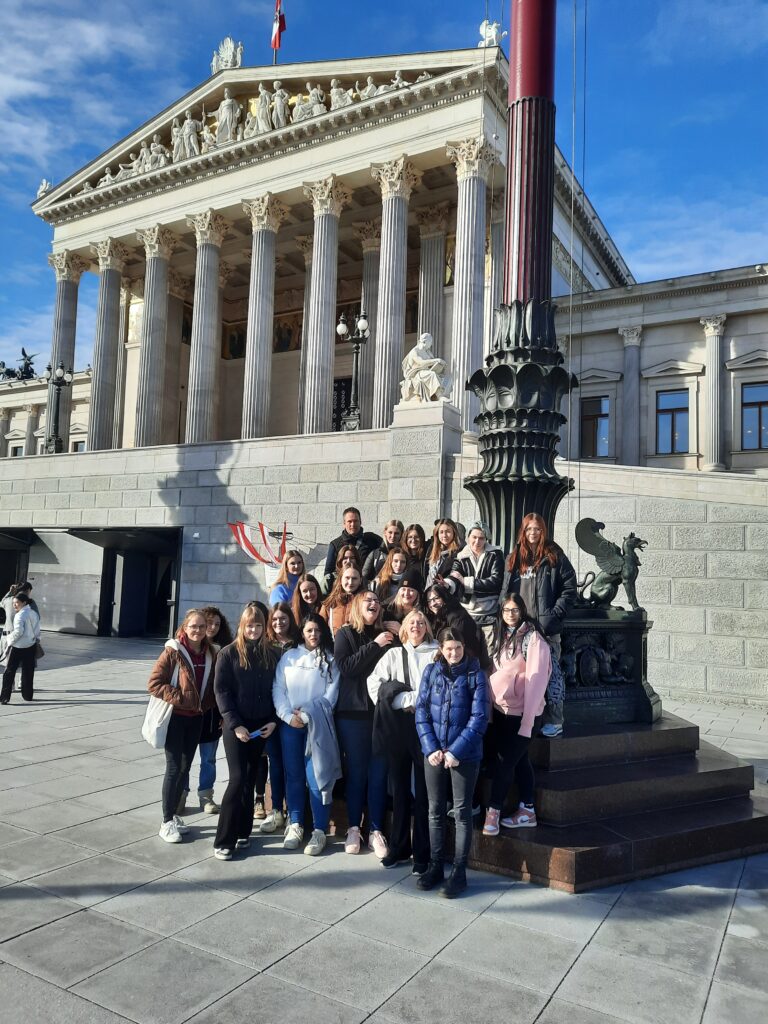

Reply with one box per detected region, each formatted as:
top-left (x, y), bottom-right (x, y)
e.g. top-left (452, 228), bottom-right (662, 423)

top-left (0, 581), bottom-right (41, 704)
top-left (146, 506), bottom-right (576, 899)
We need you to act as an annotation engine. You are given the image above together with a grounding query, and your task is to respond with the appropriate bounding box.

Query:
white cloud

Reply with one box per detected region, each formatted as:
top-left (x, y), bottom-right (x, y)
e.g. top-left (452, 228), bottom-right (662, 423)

top-left (643, 0), bottom-right (768, 64)
top-left (0, 290), bottom-right (97, 370)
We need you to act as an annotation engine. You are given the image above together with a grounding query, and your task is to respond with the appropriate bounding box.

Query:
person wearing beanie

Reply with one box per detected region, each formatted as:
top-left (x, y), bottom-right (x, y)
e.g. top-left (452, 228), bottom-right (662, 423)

top-left (381, 567), bottom-right (423, 631)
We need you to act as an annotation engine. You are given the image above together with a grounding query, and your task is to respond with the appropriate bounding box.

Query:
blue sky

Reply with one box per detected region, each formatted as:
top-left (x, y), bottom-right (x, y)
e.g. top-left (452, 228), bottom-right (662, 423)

top-left (0, 0), bottom-right (766, 371)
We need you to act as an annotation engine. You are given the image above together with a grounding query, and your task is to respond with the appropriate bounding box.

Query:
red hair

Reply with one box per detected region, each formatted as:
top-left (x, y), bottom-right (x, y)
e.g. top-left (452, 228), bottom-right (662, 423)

top-left (507, 514), bottom-right (558, 573)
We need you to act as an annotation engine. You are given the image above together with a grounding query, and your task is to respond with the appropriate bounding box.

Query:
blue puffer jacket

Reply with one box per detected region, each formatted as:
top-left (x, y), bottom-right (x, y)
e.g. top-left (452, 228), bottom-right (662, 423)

top-left (415, 656), bottom-right (489, 763)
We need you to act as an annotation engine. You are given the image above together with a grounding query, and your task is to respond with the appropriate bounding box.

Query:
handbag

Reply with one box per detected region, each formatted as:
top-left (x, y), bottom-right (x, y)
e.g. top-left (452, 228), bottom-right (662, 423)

top-left (34, 641), bottom-right (45, 660)
top-left (141, 661), bottom-right (179, 748)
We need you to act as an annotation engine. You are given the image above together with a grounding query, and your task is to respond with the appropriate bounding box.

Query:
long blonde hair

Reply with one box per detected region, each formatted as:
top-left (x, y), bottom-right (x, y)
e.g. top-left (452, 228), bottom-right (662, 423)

top-left (346, 590), bottom-right (383, 633)
top-left (271, 549), bottom-right (305, 593)
top-left (399, 610), bottom-right (433, 645)
top-left (233, 603), bottom-right (275, 669)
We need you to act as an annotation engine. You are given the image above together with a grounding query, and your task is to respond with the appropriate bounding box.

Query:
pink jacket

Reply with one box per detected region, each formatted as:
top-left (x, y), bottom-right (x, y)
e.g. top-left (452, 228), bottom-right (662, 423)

top-left (488, 625), bottom-right (551, 738)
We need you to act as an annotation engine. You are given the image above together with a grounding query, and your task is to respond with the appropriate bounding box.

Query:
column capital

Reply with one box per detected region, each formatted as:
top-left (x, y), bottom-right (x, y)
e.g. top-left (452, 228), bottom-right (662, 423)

top-left (187, 209), bottom-right (229, 248)
top-left (129, 278), bottom-right (145, 300)
top-left (619, 325), bottom-right (643, 347)
top-left (446, 136), bottom-right (496, 184)
top-left (48, 250), bottom-right (89, 284)
top-left (23, 403), bottom-right (40, 415)
top-left (354, 219), bottom-right (382, 252)
top-left (218, 260), bottom-right (234, 289)
top-left (303, 175), bottom-right (351, 218)
top-left (371, 155), bottom-right (422, 201)
top-left (415, 202), bottom-right (450, 239)
top-left (91, 237), bottom-right (132, 273)
top-left (242, 194), bottom-right (289, 233)
top-left (295, 234), bottom-right (314, 264)
top-left (168, 268), bottom-right (192, 300)
top-left (700, 314), bottom-right (727, 338)
top-left (136, 225), bottom-right (178, 260)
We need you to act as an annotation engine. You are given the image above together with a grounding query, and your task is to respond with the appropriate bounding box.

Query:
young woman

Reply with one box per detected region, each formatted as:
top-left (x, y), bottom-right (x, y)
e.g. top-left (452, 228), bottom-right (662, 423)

top-left (147, 609), bottom-right (217, 843)
top-left (212, 603), bottom-right (278, 859)
top-left (291, 573), bottom-right (323, 625)
top-left (381, 567), bottom-right (423, 631)
top-left (451, 521), bottom-right (504, 654)
top-left (416, 627), bottom-right (488, 897)
top-left (269, 550), bottom-right (306, 606)
top-left (266, 602), bottom-right (301, 653)
top-left (333, 591), bottom-right (395, 857)
top-left (423, 584), bottom-right (490, 670)
top-left (1, 584), bottom-right (18, 660)
top-left (362, 519), bottom-right (405, 583)
top-left (0, 592), bottom-right (40, 704)
top-left (367, 610), bottom-right (438, 874)
top-left (324, 544), bottom-right (363, 596)
top-left (506, 513), bottom-right (576, 737)
top-left (321, 565), bottom-right (363, 637)
top-left (273, 613), bottom-right (340, 856)
top-left (482, 594), bottom-right (551, 836)
top-left (371, 547), bottom-right (408, 603)
top-left (425, 519), bottom-right (462, 590)
top-left (177, 606), bottom-right (233, 815)
top-left (403, 524), bottom-right (428, 577)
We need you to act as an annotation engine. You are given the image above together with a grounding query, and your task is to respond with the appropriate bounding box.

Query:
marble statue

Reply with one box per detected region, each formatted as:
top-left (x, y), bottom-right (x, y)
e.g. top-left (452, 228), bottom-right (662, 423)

top-left (272, 81), bottom-right (290, 128)
top-left (200, 122), bottom-right (217, 153)
top-left (415, 71), bottom-right (431, 83)
top-left (149, 134), bottom-right (170, 169)
top-left (356, 76), bottom-right (377, 100)
top-left (329, 79), bottom-right (354, 110)
top-left (97, 166), bottom-right (116, 187)
top-left (378, 70), bottom-right (410, 94)
top-left (36, 179), bottom-right (51, 198)
top-left (136, 140), bottom-right (152, 174)
top-left (256, 83), bottom-right (273, 133)
top-left (213, 88), bottom-right (242, 145)
top-left (400, 333), bottom-right (451, 403)
top-left (478, 19), bottom-right (507, 47)
top-left (181, 110), bottom-right (203, 159)
top-left (243, 110), bottom-right (259, 139)
top-left (211, 36), bottom-right (243, 75)
top-left (292, 83), bottom-right (316, 123)
top-left (171, 117), bottom-right (184, 162)
top-left (309, 83), bottom-right (326, 115)
top-left (115, 153), bottom-right (140, 181)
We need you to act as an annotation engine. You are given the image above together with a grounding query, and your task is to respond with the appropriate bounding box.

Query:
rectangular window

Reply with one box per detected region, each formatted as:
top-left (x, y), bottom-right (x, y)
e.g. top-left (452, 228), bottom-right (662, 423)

top-left (742, 382), bottom-right (768, 450)
top-left (656, 389), bottom-right (689, 454)
top-left (580, 396), bottom-right (610, 458)
top-left (9, 445), bottom-right (24, 458)
top-left (70, 440), bottom-right (86, 453)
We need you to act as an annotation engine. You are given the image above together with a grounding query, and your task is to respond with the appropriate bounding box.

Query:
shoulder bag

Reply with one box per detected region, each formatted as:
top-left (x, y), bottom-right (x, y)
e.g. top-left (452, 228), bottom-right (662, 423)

top-left (141, 660), bottom-right (180, 748)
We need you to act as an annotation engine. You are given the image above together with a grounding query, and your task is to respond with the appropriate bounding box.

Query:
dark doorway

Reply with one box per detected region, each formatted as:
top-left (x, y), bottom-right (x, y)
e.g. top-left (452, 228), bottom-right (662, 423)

top-left (0, 530), bottom-right (33, 607)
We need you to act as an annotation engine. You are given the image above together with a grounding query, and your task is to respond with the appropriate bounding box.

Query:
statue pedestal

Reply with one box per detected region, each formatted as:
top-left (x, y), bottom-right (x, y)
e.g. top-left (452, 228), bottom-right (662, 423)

top-left (391, 397), bottom-right (462, 435)
top-left (561, 607), bottom-right (662, 726)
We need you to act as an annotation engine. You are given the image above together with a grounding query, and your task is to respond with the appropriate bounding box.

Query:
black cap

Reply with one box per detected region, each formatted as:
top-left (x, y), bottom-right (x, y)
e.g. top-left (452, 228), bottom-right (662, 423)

top-left (400, 568), bottom-right (424, 592)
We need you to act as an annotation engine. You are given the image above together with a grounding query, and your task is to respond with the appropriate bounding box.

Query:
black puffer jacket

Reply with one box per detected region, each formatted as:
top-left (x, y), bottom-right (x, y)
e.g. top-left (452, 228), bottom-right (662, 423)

top-left (451, 545), bottom-right (505, 624)
top-left (213, 642), bottom-right (277, 732)
top-left (333, 623), bottom-right (392, 716)
top-left (427, 591), bottom-right (491, 670)
top-left (506, 545), bottom-right (577, 637)
top-left (323, 528), bottom-right (382, 590)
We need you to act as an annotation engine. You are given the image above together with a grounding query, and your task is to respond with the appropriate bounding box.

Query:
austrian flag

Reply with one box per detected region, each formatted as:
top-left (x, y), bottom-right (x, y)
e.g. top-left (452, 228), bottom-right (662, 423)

top-left (271, 1), bottom-right (286, 51)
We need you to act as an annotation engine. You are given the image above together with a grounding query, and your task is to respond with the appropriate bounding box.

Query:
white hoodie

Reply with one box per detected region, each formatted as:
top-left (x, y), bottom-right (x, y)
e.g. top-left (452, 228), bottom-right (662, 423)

top-left (273, 645), bottom-right (340, 724)
top-left (367, 640), bottom-right (439, 710)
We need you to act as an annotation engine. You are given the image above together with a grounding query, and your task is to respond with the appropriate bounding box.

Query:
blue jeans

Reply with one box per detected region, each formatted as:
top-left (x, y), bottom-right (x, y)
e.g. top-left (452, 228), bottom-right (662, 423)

top-left (335, 716), bottom-right (388, 832)
top-left (280, 721), bottom-right (330, 832)
top-left (181, 738), bottom-right (219, 796)
top-left (266, 730), bottom-right (285, 808)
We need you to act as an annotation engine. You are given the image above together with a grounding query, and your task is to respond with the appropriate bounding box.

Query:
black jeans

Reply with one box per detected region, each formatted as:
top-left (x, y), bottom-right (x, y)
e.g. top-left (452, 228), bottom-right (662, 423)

top-left (386, 716), bottom-right (430, 865)
top-left (487, 710), bottom-right (535, 810)
top-left (162, 713), bottom-right (203, 822)
top-left (1, 646), bottom-right (36, 701)
top-left (214, 725), bottom-right (268, 849)
top-left (424, 759), bottom-right (480, 867)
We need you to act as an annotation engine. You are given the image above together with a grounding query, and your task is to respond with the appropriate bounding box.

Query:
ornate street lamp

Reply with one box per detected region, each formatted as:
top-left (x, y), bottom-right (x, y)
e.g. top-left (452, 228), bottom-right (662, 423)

top-left (336, 310), bottom-right (370, 431)
top-left (44, 361), bottom-right (73, 454)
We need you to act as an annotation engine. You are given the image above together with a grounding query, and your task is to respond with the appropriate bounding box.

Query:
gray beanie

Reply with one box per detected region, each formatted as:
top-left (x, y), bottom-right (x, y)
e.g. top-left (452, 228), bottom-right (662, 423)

top-left (468, 520), bottom-right (491, 540)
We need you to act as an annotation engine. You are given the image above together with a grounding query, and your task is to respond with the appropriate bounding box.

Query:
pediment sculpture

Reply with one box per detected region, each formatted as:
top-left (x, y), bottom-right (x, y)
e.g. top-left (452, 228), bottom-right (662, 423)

top-left (400, 333), bottom-right (452, 403)
top-left (211, 37), bottom-right (243, 76)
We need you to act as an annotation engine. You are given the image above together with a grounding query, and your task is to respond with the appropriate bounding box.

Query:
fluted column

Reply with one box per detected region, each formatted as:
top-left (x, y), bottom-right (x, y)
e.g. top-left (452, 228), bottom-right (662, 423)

top-left (241, 194), bottom-right (288, 438)
top-left (0, 413), bottom-right (10, 458)
top-left (87, 238), bottom-right (131, 451)
top-left (46, 251), bottom-right (89, 449)
top-left (301, 176), bottom-right (351, 434)
top-left (295, 235), bottom-right (313, 433)
top-left (185, 211), bottom-right (229, 444)
top-left (213, 261), bottom-right (233, 440)
top-left (164, 271), bottom-right (190, 444)
top-left (134, 226), bottom-right (177, 447)
top-left (619, 326), bottom-right (642, 466)
top-left (112, 281), bottom-right (131, 448)
top-left (371, 156), bottom-right (422, 429)
top-left (487, 192), bottom-right (505, 356)
top-left (447, 137), bottom-right (495, 429)
top-left (354, 220), bottom-right (381, 430)
top-left (415, 203), bottom-right (449, 358)
top-left (701, 314), bottom-right (727, 471)
top-left (24, 405), bottom-right (40, 456)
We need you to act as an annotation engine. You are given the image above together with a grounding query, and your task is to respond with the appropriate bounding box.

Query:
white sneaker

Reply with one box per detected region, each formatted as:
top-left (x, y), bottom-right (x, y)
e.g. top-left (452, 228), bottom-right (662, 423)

top-left (283, 822), bottom-right (304, 850)
top-left (259, 809), bottom-right (285, 834)
top-left (214, 847), bottom-right (233, 860)
top-left (173, 815), bottom-right (190, 834)
top-left (235, 837), bottom-right (250, 849)
top-left (304, 829), bottom-right (326, 856)
top-left (159, 820), bottom-right (182, 844)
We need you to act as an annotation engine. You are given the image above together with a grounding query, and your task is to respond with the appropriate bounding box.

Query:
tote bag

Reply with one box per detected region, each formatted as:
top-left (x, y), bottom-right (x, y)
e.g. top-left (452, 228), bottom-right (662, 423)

top-left (141, 662), bottom-right (180, 748)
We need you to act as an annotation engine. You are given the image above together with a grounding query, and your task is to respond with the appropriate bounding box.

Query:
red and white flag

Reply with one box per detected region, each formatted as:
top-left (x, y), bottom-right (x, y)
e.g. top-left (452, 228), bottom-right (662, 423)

top-left (271, 1), bottom-right (286, 51)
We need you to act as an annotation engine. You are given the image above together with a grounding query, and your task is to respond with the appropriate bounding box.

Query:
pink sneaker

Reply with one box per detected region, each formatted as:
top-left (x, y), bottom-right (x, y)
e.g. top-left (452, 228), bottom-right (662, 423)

top-left (344, 826), bottom-right (362, 854)
top-left (482, 808), bottom-right (500, 836)
top-left (501, 804), bottom-right (538, 829)
top-left (369, 830), bottom-right (389, 859)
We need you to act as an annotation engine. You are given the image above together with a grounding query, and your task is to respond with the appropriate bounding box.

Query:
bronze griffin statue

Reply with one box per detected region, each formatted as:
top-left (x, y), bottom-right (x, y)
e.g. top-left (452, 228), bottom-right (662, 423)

top-left (575, 518), bottom-right (647, 611)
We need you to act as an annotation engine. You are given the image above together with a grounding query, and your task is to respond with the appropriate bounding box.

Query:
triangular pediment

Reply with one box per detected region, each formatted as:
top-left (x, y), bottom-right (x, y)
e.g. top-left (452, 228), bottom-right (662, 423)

top-left (725, 349), bottom-right (768, 371)
top-left (579, 368), bottom-right (623, 383)
top-left (34, 47), bottom-right (507, 220)
top-left (3, 428), bottom-right (25, 441)
top-left (641, 359), bottom-right (705, 378)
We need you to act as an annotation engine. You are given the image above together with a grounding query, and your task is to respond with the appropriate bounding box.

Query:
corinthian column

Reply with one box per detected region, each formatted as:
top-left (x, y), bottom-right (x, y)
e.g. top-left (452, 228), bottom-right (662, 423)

top-left (619, 326), bottom-right (642, 466)
top-left (134, 226), bottom-right (177, 447)
top-left (87, 238), bottom-right (131, 451)
top-left (415, 203), bottom-right (449, 357)
top-left (701, 314), bottom-right (727, 471)
top-left (46, 250), bottom-right (89, 449)
top-left (295, 235), bottom-right (313, 433)
top-left (185, 211), bottom-right (229, 444)
top-left (24, 405), bottom-right (40, 456)
top-left (447, 137), bottom-right (495, 429)
top-left (354, 220), bottom-right (381, 430)
top-left (301, 176), bottom-right (351, 434)
top-left (487, 192), bottom-right (505, 355)
top-left (112, 281), bottom-right (131, 448)
top-left (241, 194), bottom-right (288, 438)
top-left (371, 156), bottom-right (422, 429)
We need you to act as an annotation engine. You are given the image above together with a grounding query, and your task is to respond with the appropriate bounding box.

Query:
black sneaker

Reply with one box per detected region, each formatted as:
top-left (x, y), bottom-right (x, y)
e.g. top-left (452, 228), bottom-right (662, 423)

top-left (381, 852), bottom-right (411, 868)
top-left (411, 861), bottom-right (429, 876)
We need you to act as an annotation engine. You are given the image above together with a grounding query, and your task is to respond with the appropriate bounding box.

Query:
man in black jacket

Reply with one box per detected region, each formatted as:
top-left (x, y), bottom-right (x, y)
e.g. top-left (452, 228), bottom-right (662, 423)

top-left (323, 507), bottom-right (382, 592)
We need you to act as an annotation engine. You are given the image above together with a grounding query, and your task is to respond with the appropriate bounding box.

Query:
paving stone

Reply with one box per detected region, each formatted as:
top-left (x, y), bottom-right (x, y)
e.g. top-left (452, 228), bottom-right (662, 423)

top-left (112, 833), bottom-right (214, 871)
top-left (714, 933), bottom-right (768, 996)
top-left (3, 798), bottom-right (107, 834)
top-left (0, 835), bottom-right (94, 880)
top-left (0, 881), bottom-right (82, 941)
top-left (0, 821), bottom-right (35, 848)
top-left (172, 847), bottom-right (302, 896)
top-left (340, 889), bottom-right (473, 956)
top-left (267, 927), bottom-right (428, 1011)
top-left (55, 814), bottom-right (157, 852)
top-left (0, 908), bottom-right (159, 987)
top-left (250, 868), bottom-right (386, 925)
top-left (0, 963), bottom-right (132, 1024)
top-left (486, 883), bottom-right (610, 942)
top-left (393, 866), bottom-right (513, 914)
top-left (728, 893), bottom-right (768, 942)
top-left (72, 938), bottom-right (254, 1024)
top-left (92, 875), bottom-right (241, 936)
top-left (28, 852), bottom-right (164, 907)
top-left (702, 980), bottom-right (768, 1024)
top-left (185, 974), bottom-right (367, 1024)
top-left (536, 1002), bottom-right (626, 1024)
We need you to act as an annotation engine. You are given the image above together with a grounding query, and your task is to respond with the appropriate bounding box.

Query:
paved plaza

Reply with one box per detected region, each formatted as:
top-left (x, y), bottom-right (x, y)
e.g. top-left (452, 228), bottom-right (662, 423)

top-left (0, 635), bottom-right (766, 1024)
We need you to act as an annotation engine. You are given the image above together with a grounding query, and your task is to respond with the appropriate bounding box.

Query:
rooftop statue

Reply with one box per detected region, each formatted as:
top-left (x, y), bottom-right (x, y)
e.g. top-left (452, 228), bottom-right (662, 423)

top-left (356, 76), bottom-right (378, 100)
top-left (211, 36), bottom-right (243, 76)
top-left (255, 84), bottom-right (273, 134)
top-left (181, 110), bottom-right (203, 159)
top-left (478, 19), bottom-right (508, 47)
top-left (400, 332), bottom-right (451, 403)
top-left (149, 134), bottom-right (171, 169)
top-left (272, 81), bottom-right (290, 128)
top-left (36, 179), bottom-right (51, 199)
top-left (575, 518), bottom-right (648, 611)
top-left (212, 88), bottom-right (242, 145)
top-left (329, 79), bottom-right (355, 110)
